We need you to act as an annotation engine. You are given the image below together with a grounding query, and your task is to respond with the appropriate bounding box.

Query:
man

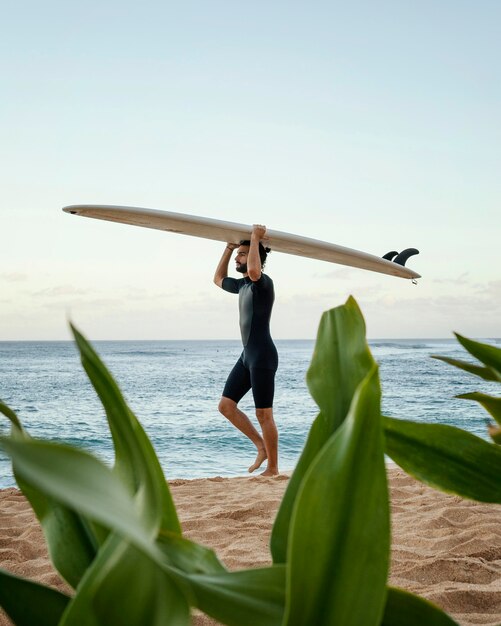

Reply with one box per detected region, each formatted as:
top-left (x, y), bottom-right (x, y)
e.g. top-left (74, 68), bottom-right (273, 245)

top-left (213, 224), bottom-right (279, 476)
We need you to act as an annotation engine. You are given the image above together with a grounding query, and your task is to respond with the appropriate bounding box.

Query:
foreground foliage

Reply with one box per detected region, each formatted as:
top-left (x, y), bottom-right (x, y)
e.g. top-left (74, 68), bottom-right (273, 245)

top-left (1, 297), bottom-right (500, 625)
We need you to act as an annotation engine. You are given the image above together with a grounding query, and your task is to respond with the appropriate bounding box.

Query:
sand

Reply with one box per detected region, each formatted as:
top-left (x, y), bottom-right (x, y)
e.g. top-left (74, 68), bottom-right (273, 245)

top-left (1, 468), bottom-right (500, 626)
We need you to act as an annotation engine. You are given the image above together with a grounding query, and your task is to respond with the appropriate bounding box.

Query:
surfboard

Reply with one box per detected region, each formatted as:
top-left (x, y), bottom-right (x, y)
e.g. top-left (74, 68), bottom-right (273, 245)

top-left (62, 204), bottom-right (421, 280)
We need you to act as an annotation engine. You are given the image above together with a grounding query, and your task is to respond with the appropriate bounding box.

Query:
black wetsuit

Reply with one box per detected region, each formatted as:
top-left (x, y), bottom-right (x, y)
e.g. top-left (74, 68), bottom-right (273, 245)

top-left (221, 274), bottom-right (278, 408)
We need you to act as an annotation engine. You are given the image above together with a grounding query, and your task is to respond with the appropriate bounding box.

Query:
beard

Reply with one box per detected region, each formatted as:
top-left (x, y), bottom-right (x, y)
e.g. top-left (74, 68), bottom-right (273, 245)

top-left (236, 263), bottom-right (247, 274)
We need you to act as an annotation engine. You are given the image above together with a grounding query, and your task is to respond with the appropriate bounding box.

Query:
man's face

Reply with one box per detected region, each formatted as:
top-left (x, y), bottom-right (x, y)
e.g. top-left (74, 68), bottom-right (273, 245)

top-left (235, 245), bottom-right (249, 274)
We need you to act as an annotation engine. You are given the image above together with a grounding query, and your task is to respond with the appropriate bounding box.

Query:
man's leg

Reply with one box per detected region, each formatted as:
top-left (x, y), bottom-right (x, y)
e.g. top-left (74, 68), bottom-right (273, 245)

top-left (255, 408), bottom-right (279, 476)
top-left (218, 397), bottom-right (267, 471)
top-left (219, 357), bottom-right (267, 472)
top-left (250, 368), bottom-right (279, 476)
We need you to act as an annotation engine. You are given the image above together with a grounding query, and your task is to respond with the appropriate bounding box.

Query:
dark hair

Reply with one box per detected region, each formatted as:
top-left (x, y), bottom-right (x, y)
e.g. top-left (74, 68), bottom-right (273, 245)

top-left (239, 240), bottom-right (271, 268)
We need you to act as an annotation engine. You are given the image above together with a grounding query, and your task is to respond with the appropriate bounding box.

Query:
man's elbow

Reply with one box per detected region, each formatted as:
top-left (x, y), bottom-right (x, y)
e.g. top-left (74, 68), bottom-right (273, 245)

top-left (248, 269), bottom-right (261, 282)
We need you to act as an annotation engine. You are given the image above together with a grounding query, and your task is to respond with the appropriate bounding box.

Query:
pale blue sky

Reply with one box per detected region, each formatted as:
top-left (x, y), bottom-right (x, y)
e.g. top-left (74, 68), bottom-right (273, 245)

top-left (1, 1), bottom-right (500, 339)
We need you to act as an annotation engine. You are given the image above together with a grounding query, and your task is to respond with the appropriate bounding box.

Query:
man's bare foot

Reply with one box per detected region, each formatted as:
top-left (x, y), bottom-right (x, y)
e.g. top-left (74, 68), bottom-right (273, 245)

top-left (248, 448), bottom-right (267, 473)
top-left (260, 467), bottom-right (279, 477)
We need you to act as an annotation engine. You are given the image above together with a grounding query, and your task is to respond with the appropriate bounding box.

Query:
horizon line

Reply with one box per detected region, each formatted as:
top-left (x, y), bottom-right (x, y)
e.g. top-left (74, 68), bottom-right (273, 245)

top-left (2, 337), bottom-right (499, 343)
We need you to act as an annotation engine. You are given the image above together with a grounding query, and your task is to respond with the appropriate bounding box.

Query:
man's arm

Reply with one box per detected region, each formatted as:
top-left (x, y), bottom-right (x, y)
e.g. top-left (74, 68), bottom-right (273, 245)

top-left (213, 243), bottom-right (237, 288)
top-left (247, 224), bottom-right (266, 282)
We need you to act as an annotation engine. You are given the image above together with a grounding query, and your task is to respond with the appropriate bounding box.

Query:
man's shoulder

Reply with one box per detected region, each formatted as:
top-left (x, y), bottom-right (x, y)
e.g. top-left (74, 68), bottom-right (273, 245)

top-left (252, 273), bottom-right (274, 290)
top-left (222, 277), bottom-right (244, 294)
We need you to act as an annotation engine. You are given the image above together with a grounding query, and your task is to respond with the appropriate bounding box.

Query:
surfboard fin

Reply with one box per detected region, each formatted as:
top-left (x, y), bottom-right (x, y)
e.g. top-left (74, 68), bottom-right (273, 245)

top-left (393, 248), bottom-right (420, 267)
top-left (382, 250), bottom-right (399, 261)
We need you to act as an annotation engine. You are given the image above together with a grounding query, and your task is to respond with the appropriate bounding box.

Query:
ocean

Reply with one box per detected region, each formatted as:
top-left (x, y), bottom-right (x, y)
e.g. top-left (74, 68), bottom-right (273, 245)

top-left (0, 338), bottom-right (499, 489)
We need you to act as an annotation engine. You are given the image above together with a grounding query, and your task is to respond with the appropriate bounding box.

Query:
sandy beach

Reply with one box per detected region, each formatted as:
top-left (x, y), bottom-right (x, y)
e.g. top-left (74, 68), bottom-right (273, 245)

top-left (1, 468), bottom-right (500, 626)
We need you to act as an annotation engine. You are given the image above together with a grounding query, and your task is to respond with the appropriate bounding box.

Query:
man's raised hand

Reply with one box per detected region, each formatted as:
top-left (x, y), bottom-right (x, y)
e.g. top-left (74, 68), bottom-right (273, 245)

top-left (252, 224), bottom-right (266, 240)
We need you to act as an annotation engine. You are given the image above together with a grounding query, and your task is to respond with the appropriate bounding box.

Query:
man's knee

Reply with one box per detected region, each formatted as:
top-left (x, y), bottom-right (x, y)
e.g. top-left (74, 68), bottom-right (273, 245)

top-left (219, 397), bottom-right (236, 416)
top-left (255, 408), bottom-right (273, 424)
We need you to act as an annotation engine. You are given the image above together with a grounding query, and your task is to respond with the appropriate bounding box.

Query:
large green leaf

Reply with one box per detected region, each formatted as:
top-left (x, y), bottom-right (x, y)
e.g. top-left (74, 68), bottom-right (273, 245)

top-left (18, 481), bottom-right (98, 589)
top-left (455, 333), bottom-right (501, 375)
top-left (60, 534), bottom-right (190, 626)
top-left (382, 587), bottom-right (459, 625)
top-left (432, 356), bottom-right (501, 382)
top-left (284, 366), bottom-right (390, 626)
top-left (306, 296), bottom-right (376, 428)
top-left (0, 439), bottom-right (195, 573)
top-left (271, 297), bottom-right (376, 563)
top-left (92, 549), bottom-right (190, 626)
top-left (458, 392), bottom-right (501, 426)
top-left (0, 436), bottom-right (194, 623)
top-left (0, 568), bottom-right (71, 626)
top-left (384, 417), bottom-right (501, 503)
top-left (0, 438), bottom-right (156, 551)
top-left (270, 412), bottom-right (330, 564)
top-left (158, 534), bottom-right (284, 626)
top-left (0, 322), bottom-right (183, 591)
top-left (187, 566), bottom-right (286, 626)
top-left (0, 403), bottom-right (98, 588)
top-left (0, 436), bottom-right (283, 626)
top-left (71, 324), bottom-right (181, 535)
top-left (157, 531), bottom-right (226, 575)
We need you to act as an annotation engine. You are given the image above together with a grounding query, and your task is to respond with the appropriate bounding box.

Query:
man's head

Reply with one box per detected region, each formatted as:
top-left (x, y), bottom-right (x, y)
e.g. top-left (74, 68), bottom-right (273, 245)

top-left (235, 240), bottom-right (271, 274)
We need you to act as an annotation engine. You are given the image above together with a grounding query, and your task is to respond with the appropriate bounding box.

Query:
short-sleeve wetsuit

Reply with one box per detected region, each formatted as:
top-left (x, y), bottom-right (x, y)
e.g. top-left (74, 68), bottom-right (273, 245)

top-left (221, 274), bottom-right (278, 409)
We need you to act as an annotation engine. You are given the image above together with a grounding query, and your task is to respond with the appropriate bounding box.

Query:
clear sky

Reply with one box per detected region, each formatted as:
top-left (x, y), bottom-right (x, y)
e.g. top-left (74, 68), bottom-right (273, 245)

top-left (1, 1), bottom-right (500, 340)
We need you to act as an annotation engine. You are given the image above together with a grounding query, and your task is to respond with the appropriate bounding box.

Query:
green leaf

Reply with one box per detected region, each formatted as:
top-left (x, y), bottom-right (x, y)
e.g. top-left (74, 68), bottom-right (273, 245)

top-left (0, 435), bottom-right (192, 626)
top-left (455, 334), bottom-right (501, 376)
top-left (306, 296), bottom-right (376, 428)
top-left (284, 366), bottom-right (390, 626)
top-left (187, 566), bottom-right (286, 626)
top-left (18, 480), bottom-right (99, 589)
top-left (159, 533), bottom-right (285, 626)
top-left (0, 438), bottom-right (156, 551)
top-left (157, 531), bottom-right (226, 575)
top-left (0, 568), bottom-right (71, 626)
top-left (382, 587), bottom-right (459, 625)
top-left (384, 417), bottom-right (501, 503)
top-left (431, 356), bottom-right (501, 382)
top-left (158, 534), bottom-right (285, 626)
top-left (60, 534), bottom-right (190, 626)
top-left (71, 324), bottom-right (181, 536)
top-left (65, 530), bottom-right (283, 626)
top-left (271, 297), bottom-right (376, 563)
top-left (1, 403), bottom-right (98, 589)
top-left (270, 412), bottom-right (330, 564)
top-left (0, 435), bottom-right (274, 626)
top-left (458, 392), bottom-right (501, 426)
top-left (0, 401), bottom-right (24, 432)
top-left (91, 547), bottom-right (190, 626)
top-left (1, 436), bottom-right (196, 625)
